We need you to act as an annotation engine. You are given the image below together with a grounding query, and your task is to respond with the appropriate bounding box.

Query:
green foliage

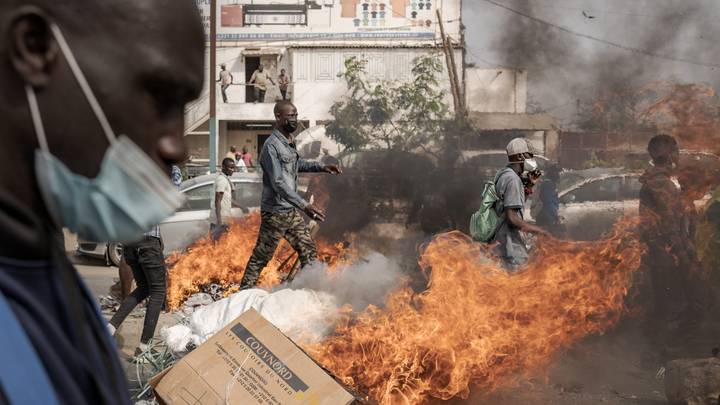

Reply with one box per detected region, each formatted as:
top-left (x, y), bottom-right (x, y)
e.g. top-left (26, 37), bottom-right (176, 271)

top-left (326, 55), bottom-right (450, 152)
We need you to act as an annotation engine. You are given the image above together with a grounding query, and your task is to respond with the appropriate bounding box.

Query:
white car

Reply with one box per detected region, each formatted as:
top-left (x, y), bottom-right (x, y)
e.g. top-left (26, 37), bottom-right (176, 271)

top-left (76, 172), bottom-right (263, 265)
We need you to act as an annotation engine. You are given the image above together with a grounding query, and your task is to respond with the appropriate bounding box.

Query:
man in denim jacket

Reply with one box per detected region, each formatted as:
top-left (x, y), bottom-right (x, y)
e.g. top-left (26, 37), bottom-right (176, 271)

top-left (240, 101), bottom-right (341, 288)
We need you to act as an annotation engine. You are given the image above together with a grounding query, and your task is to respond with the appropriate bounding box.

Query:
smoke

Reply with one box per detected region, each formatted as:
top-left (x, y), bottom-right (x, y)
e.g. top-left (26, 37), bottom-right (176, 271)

top-left (287, 252), bottom-right (405, 311)
top-left (469, 0), bottom-right (720, 125)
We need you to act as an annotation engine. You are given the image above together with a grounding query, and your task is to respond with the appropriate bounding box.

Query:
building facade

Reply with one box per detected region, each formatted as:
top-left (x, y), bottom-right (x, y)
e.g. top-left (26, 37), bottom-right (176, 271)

top-left (186, 0), bottom-right (463, 167)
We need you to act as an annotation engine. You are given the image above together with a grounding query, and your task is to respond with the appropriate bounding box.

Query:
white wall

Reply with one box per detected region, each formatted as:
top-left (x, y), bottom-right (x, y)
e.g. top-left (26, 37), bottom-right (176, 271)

top-left (292, 47), bottom-right (462, 122)
top-left (465, 68), bottom-right (528, 113)
top-left (196, 0), bottom-right (462, 41)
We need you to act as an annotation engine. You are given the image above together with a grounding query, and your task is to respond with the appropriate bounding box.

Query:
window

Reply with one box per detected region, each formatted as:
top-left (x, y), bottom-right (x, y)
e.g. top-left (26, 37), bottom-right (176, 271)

top-left (232, 181), bottom-right (262, 208)
top-left (180, 184), bottom-right (214, 211)
top-left (243, 4), bottom-right (307, 25)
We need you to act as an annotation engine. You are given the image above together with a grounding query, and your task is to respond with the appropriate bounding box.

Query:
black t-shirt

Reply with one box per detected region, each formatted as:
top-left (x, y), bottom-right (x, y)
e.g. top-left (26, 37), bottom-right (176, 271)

top-left (0, 194), bottom-right (130, 405)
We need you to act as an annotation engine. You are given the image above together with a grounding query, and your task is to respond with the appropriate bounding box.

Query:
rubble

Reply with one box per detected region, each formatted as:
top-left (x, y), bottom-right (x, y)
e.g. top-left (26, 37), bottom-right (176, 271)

top-left (98, 295), bottom-right (120, 311)
top-left (665, 357), bottom-right (720, 405)
top-left (183, 292), bottom-right (213, 307)
top-left (161, 287), bottom-right (338, 353)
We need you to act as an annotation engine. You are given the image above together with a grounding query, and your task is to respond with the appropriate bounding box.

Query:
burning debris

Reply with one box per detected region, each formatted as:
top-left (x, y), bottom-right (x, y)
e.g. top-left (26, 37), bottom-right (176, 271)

top-left (164, 213), bottom-right (645, 404)
top-left (165, 212), bottom-right (355, 309)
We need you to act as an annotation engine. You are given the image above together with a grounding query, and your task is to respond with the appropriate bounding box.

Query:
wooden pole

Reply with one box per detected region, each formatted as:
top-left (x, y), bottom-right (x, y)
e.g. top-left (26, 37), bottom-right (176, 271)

top-left (447, 36), bottom-right (464, 120)
top-left (437, 9), bottom-right (461, 120)
top-left (209, 0), bottom-right (218, 173)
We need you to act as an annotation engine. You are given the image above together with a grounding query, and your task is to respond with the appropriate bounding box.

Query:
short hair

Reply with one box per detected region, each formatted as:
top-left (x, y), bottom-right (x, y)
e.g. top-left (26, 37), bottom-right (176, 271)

top-left (274, 100), bottom-right (295, 116)
top-left (221, 157), bottom-right (235, 167)
top-left (648, 134), bottom-right (678, 161)
top-left (229, 145), bottom-right (236, 152)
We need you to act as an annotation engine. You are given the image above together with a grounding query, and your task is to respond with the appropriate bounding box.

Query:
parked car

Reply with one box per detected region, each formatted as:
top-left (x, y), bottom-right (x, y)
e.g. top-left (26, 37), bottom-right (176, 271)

top-left (76, 172), bottom-right (263, 265)
top-left (557, 173), bottom-right (642, 240)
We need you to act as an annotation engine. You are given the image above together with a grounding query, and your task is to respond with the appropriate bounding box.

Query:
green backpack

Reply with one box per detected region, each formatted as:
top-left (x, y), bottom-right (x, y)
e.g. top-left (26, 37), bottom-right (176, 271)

top-left (469, 170), bottom-right (506, 242)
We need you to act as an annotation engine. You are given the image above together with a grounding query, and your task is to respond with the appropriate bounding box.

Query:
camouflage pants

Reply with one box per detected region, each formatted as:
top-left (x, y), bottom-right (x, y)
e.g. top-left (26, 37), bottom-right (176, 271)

top-left (240, 210), bottom-right (317, 289)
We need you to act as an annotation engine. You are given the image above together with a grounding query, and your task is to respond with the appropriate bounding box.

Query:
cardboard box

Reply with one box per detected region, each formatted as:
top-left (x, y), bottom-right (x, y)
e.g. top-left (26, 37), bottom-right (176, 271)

top-left (152, 309), bottom-right (356, 405)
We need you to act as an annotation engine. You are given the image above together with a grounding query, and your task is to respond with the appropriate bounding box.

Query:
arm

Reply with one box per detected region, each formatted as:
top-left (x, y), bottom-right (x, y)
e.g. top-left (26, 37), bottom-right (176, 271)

top-left (249, 71), bottom-right (256, 83)
top-left (298, 159), bottom-right (342, 174)
top-left (499, 171), bottom-right (549, 236)
top-left (262, 146), bottom-right (310, 209)
top-left (298, 159), bottom-right (325, 173)
top-left (229, 73), bottom-right (234, 84)
top-left (507, 208), bottom-right (548, 236)
top-left (214, 192), bottom-right (224, 224)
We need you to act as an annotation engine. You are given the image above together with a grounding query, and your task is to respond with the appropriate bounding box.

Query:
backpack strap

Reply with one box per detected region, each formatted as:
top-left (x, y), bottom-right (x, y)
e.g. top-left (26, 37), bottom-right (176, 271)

top-left (492, 167), bottom-right (516, 235)
top-left (0, 291), bottom-right (59, 405)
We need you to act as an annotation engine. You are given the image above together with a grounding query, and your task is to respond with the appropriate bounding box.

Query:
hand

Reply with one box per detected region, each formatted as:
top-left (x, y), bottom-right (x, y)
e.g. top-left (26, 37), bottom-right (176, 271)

top-left (528, 171), bottom-right (542, 185)
top-left (536, 228), bottom-right (551, 238)
top-left (304, 204), bottom-right (326, 222)
top-left (323, 165), bottom-right (342, 175)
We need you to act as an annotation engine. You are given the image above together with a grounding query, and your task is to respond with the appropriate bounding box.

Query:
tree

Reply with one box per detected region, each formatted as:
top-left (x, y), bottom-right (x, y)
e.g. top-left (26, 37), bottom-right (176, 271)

top-left (326, 55), bottom-right (449, 153)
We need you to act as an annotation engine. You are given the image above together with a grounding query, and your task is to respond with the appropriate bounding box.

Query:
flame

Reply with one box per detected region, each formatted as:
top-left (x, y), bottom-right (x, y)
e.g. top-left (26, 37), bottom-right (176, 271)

top-left (307, 219), bottom-right (644, 404)
top-left (166, 212), bottom-right (353, 310)
top-left (589, 81), bottom-right (720, 155)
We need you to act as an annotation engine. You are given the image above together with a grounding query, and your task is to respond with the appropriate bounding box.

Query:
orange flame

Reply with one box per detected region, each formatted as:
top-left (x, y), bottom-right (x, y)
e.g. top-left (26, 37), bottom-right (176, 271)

top-left (166, 212), bottom-right (353, 310)
top-left (307, 219), bottom-right (644, 404)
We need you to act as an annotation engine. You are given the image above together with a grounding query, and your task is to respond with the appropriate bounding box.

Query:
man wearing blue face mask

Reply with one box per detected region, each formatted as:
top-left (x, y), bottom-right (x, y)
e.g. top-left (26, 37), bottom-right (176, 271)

top-left (0, 1), bottom-right (204, 404)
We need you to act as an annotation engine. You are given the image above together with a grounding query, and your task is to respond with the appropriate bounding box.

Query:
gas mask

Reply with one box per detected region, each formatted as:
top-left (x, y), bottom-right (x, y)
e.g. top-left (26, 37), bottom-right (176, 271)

top-left (27, 24), bottom-right (185, 242)
top-left (523, 158), bottom-right (539, 175)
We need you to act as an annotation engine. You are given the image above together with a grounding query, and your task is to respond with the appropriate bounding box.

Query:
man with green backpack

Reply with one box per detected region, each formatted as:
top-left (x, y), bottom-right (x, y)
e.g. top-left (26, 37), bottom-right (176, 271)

top-left (470, 138), bottom-right (549, 270)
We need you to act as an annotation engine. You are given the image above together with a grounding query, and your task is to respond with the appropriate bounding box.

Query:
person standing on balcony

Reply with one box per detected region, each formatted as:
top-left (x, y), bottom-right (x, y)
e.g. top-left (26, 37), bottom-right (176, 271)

top-left (240, 101), bottom-right (342, 289)
top-left (249, 64), bottom-right (274, 103)
top-left (240, 146), bottom-right (254, 168)
top-left (217, 63), bottom-right (233, 103)
top-left (278, 68), bottom-right (290, 100)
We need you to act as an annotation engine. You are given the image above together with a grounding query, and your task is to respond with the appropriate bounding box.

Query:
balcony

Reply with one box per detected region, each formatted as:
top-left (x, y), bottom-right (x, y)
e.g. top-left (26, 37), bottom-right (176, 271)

top-left (217, 100), bottom-right (276, 121)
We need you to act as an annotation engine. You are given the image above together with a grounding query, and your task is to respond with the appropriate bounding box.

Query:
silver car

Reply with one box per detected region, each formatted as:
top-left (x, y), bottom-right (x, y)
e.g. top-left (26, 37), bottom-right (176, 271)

top-left (557, 173), bottom-right (642, 240)
top-left (76, 172), bottom-right (263, 265)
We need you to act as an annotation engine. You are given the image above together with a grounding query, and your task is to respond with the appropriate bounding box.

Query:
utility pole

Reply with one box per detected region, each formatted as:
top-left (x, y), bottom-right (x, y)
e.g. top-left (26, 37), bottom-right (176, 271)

top-left (209, 0), bottom-right (218, 173)
top-left (436, 9), bottom-right (464, 124)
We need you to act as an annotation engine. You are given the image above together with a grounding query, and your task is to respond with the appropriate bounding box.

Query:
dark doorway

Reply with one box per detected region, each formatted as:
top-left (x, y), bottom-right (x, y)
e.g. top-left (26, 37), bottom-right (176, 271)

top-left (257, 134), bottom-right (271, 153)
top-left (245, 57), bottom-right (261, 102)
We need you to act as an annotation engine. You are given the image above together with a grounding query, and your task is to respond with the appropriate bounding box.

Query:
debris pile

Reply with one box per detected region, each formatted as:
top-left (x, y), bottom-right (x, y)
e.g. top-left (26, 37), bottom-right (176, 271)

top-left (162, 287), bottom-right (339, 353)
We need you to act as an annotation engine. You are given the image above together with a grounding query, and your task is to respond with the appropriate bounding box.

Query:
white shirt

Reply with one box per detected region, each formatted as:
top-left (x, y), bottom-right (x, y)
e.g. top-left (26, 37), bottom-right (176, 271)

top-left (209, 174), bottom-right (234, 224)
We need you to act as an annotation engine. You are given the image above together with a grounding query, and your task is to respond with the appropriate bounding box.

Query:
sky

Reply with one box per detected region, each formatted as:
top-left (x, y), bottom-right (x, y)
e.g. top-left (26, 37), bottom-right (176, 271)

top-left (463, 0), bottom-right (720, 125)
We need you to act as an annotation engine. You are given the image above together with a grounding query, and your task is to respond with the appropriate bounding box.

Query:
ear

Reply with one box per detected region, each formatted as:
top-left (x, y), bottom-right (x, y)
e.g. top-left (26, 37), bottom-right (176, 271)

top-left (7, 7), bottom-right (59, 88)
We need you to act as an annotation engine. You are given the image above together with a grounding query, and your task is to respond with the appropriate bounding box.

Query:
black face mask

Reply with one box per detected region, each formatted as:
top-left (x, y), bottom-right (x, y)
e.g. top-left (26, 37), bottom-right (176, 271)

top-left (283, 119), bottom-right (298, 133)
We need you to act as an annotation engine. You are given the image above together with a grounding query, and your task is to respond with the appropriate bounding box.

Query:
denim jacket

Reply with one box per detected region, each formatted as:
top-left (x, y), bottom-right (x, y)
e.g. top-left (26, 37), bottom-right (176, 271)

top-left (260, 129), bottom-right (324, 212)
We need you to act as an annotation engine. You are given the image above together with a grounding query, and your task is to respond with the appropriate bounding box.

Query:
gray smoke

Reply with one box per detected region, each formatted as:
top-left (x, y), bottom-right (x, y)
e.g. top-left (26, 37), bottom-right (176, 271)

top-left (286, 252), bottom-right (404, 311)
top-left (467, 0), bottom-right (720, 125)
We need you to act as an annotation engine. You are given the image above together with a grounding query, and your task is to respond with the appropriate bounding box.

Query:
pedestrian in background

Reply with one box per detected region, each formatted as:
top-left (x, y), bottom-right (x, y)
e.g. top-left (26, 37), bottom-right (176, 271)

top-left (638, 134), bottom-right (697, 347)
top-left (249, 64), bottom-right (274, 103)
top-left (240, 146), bottom-right (254, 168)
top-left (278, 68), bottom-right (290, 100)
top-left (107, 222), bottom-right (167, 358)
top-left (217, 63), bottom-right (233, 103)
top-left (210, 158), bottom-right (236, 241)
top-left (226, 145), bottom-right (237, 161)
top-left (534, 164), bottom-right (564, 237)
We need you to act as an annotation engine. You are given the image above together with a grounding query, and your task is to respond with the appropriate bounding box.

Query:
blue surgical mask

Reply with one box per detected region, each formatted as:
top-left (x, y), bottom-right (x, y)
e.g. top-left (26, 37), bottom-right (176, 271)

top-left (26, 24), bottom-right (184, 243)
